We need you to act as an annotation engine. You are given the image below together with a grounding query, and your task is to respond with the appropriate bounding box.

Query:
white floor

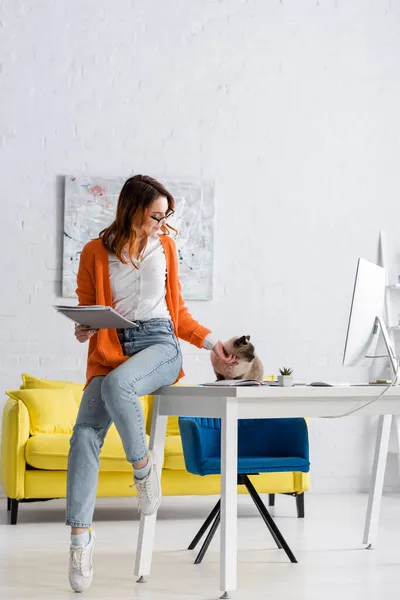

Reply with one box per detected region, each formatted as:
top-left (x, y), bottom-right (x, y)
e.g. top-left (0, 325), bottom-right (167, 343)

top-left (1, 493), bottom-right (400, 599)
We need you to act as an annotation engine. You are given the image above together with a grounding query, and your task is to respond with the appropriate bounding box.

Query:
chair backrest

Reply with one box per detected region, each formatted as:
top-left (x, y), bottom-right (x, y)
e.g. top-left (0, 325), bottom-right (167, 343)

top-left (179, 416), bottom-right (309, 462)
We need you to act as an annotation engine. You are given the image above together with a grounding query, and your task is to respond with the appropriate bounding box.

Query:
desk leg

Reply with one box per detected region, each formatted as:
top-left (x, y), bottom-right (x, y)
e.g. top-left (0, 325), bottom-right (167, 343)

top-left (220, 399), bottom-right (238, 598)
top-left (363, 414), bottom-right (392, 548)
top-left (394, 417), bottom-right (400, 484)
top-left (134, 395), bottom-right (168, 580)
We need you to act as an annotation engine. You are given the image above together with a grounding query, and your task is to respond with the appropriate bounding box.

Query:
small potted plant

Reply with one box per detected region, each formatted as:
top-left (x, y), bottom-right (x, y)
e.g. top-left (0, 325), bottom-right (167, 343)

top-left (278, 367), bottom-right (294, 387)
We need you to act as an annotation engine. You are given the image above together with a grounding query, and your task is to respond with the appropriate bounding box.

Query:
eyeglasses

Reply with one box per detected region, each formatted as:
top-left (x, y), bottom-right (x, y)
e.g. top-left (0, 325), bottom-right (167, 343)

top-left (150, 211), bottom-right (175, 224)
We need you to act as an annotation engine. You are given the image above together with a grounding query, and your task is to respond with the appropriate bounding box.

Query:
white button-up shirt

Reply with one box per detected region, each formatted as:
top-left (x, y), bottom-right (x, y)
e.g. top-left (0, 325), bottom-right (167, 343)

top-left (108, 234), bottom-right (216, 348)
top-left (108, 234), bottom-right (171, 322)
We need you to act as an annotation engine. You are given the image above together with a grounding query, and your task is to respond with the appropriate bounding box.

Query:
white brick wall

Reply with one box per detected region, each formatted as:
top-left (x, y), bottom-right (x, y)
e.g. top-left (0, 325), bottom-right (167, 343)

top-left (1, 0), bottom-right (400, 495)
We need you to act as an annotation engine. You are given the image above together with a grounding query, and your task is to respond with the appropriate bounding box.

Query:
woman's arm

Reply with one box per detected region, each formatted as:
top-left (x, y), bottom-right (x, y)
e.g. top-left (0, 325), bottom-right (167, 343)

top-left (171, 243), bottom-right (238, 364)
top-left (202, 334), bottom-right (218, 350)
top-left (169, 238), bottom-right (211, 346)
top-left (75, 247), bottom-right (97, 343)
top-left (75, 247), bottom-right (96, 306)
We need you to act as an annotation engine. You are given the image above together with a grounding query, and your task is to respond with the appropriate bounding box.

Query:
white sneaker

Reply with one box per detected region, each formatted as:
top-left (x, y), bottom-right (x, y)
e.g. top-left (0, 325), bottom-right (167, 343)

top-left (134, 450), bottom-right (162, 516)
top-left (69, 529), bottom-right (95, 593)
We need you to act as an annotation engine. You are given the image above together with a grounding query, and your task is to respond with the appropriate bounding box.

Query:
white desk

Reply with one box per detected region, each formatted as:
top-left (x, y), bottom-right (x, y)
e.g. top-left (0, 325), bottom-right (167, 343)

top-left (134, 385), bottom-right (400, 598)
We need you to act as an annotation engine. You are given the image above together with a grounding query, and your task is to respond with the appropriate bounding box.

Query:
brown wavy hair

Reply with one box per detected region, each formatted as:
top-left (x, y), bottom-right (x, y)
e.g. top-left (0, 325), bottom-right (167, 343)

top-left (100, 175), bottom-right (176, 265)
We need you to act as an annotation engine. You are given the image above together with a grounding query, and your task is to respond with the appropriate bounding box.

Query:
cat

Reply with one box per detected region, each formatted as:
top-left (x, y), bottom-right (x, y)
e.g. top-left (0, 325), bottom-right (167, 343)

top-left (211, 335), bottom-right (264, 382)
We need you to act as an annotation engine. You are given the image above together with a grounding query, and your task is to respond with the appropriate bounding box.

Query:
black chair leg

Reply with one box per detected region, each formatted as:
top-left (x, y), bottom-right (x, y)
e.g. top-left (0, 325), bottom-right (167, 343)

top-left (268, 494), bottom-right (275, 507)
top-left (194, 511), bottom-right (221, 565)
top-left (188, 499), bottom-right (221, 550)
top-left (251, 491), bottom-right (282, 549)
top-left (243, 476), bottom-right (297, 563)
top-left (7, 497), bottom-right (11, 511)
top-left (10, 499), bottom-right (19, 525)
top-left (296, 493), bottom-right (305, 518)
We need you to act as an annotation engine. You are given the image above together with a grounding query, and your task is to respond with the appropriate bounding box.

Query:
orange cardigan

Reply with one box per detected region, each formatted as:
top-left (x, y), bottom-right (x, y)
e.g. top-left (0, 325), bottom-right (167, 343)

top-left (76, 235), bottom-right (211, 386)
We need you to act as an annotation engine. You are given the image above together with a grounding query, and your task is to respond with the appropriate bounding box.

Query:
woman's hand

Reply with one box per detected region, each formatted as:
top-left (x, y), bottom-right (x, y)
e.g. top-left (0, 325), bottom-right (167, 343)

top-left (74, 324), bottom-right (97, 343)
top-left (212, 341), bottom-right (240, 365)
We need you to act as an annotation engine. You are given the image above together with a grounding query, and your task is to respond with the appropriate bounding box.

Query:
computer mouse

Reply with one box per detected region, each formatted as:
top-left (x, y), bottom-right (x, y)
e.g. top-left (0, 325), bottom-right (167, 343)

top-left (309, 381), bottom-right (333, 387)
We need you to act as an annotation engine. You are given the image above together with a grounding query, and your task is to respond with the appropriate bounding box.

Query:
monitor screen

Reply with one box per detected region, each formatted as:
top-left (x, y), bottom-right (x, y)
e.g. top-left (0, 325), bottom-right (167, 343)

top-left (343, 258), bottom-right (386, 367)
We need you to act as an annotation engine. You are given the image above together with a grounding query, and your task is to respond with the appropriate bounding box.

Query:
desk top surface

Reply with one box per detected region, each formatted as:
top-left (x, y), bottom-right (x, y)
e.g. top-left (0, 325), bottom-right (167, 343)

top-left (156, 384), bottom-right (400, 399)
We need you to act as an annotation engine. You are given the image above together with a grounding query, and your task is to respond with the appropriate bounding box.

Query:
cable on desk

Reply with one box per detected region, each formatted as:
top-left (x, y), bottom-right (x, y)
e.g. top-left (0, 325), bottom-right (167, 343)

top-left (323, 358), bottom-right (399, 419)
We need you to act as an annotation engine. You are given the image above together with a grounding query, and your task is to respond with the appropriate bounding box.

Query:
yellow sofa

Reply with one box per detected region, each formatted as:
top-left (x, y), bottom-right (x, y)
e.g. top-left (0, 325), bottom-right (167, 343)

top-left (1, 374), bottom-right (309, 524)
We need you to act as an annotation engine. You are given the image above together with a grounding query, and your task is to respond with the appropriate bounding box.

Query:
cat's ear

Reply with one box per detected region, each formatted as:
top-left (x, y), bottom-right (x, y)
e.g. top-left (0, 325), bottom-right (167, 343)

top-left (246, 335), bottom-right (250, 341)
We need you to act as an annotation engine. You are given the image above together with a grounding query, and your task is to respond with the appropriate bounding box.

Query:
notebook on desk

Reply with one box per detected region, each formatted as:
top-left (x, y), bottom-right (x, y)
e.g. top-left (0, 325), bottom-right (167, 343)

top-left (200, 380), bottom-right (279, 387)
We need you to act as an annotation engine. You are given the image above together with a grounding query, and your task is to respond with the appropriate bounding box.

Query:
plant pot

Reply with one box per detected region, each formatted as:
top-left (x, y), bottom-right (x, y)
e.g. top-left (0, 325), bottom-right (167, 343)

top-left (278, 375), bottom-right (293, 387)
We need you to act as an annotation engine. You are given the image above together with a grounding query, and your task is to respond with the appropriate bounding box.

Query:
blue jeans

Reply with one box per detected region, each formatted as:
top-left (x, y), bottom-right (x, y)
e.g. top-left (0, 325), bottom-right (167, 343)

top-left (66, 319), bottom-right (182, 528)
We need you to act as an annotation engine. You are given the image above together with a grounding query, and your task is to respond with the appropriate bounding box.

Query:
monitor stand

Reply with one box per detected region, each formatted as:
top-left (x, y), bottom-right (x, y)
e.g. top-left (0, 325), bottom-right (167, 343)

top-left (363, 317), bottom-right (398, 548)
top-left (374, 317), bottom-right (398, 380)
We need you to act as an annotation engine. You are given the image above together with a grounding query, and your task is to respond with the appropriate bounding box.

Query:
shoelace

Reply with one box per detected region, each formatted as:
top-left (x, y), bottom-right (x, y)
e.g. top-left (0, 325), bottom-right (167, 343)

top-left (135, 477), bottom-right (154, 500)
top-left (131, 473), bottom-right (158, 514)
top-left (70, 546), bottom-right (89, 576)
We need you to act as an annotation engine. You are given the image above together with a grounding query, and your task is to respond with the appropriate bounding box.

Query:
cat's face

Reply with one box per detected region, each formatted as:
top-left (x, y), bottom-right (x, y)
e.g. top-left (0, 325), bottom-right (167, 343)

top-left (223, 335), bottom-right (256, 363)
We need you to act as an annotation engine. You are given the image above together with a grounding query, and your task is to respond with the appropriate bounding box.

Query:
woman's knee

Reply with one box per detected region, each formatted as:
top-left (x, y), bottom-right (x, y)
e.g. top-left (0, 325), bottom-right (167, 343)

top-left (101, 370), bottom-right (127, 404)
top-left (101, 370), bottom-right (146, 419)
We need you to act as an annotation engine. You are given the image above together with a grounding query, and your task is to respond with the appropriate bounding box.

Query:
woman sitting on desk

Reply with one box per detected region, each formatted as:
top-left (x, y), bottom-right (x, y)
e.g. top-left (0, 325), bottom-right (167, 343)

top-left (67, 175), bottom-right (238, 593)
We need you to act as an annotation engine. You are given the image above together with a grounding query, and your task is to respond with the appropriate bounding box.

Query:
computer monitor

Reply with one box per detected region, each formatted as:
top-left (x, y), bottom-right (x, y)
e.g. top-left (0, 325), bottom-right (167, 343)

top-left (343, 258), bottom-right (397, 378)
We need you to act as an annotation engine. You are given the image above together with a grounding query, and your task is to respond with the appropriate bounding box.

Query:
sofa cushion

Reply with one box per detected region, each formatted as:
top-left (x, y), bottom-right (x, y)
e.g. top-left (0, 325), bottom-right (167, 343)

top-left (20, 373), bottom-right (149, 434)
top-left (25, 431), bottom-right (150, 472)
top-left (6, 389), bottom-right (78, 435)
top-left (25, 433), bottom-right (183, 471)
top-left (21, 373), bottom-right (85, 407)
top-left (163, 435), bottom-right (185, 470)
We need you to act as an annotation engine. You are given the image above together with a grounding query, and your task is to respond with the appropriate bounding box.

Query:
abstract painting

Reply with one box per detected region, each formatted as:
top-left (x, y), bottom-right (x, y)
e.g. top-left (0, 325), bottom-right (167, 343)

top-left (62, 176), bottom-right (214, 300)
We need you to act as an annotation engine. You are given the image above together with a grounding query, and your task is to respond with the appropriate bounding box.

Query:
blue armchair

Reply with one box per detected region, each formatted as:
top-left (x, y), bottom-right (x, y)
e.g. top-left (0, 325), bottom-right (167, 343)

top-left (179, 417), bottom-right (310, 564)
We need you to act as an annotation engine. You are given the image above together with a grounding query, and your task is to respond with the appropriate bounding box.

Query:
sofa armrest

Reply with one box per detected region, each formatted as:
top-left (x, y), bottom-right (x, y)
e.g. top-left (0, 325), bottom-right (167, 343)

top-left (1, 397), bottom-right (30, 499)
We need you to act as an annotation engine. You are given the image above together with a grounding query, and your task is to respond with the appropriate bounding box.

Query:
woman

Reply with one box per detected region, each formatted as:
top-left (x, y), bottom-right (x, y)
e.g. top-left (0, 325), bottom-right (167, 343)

top-left (67, 175), bottom-right (237, 592)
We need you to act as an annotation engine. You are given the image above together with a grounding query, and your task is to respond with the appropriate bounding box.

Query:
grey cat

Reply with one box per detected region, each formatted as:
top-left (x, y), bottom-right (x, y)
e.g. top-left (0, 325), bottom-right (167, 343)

top-left (211, 335), bottom-right (264, 382)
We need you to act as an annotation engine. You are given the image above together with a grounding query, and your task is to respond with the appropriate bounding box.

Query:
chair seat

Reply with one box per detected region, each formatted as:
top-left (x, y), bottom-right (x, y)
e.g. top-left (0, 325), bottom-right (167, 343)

top-left (198, 456), bottom-right (310, 476)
